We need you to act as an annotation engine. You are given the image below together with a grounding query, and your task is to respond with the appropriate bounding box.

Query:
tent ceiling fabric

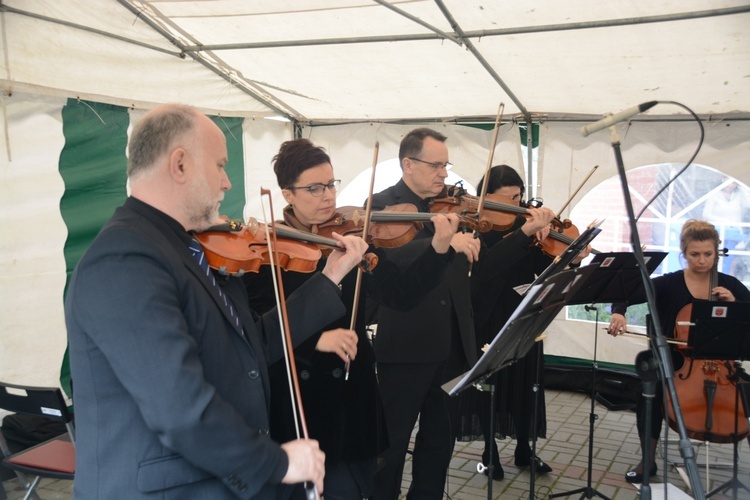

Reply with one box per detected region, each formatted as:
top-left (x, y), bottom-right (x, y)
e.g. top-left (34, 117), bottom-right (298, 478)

top-left (2, 0), bottom-right (749, 123)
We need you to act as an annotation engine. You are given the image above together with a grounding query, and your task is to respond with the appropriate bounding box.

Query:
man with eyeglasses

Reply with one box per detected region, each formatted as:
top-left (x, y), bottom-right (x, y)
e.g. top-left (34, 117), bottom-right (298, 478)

top-left (369, 127), bottom-right (485, 499)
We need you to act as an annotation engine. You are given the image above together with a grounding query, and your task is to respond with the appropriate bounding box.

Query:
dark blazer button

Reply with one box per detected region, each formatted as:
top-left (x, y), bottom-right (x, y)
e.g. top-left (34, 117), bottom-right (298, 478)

top-left (300, 369), bottom-right (310, 380)
top-left (332, 368), bottom-right (342, 379)
top-left (440, 299), bottom-right (447, 305)
top-left (258, 428), bottom-right (269, 435)
top-left (248, 370), bottom-right (259, 379)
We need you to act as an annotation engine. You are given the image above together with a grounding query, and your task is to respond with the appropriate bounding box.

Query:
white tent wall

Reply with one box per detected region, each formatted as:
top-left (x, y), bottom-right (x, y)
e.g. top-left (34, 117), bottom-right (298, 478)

top-left (0, 93), bottom-right (295, 388)
top-left (241, 117), bottom-right (295, 220)
top-left (538, 120), bottom-right (750, 215)
top-left (0, 96), bottom-right (70, 388)
top-left (538, 119), bottom-right (750, 365)
top-left (303, 121), bottom-right (524, 195)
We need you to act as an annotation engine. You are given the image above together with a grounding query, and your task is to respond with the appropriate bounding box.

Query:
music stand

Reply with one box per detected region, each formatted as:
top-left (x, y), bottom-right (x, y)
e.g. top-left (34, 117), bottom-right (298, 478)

top-left (568, 252), bottom-right (666, 305)
top-left (549, 251), bottom-right (666, 500)
top-left (443, 264), bottom-right (599, 500)
top-left (687, 300), bottom-right (750, 360)
top-left (686, 300), bottom-right (750, 499)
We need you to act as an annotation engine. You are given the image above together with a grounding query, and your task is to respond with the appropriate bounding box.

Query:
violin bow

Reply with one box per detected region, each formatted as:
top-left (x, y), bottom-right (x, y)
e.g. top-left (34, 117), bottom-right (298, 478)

top-left (345, 141), bottom-right (379, 381)
top-left (469, 102), bottom-right (504, 276)
top-left (555, 164), bottom-right (598, 219)
top-left (476, 102), bottom-right (505, 223)
top-left (260, 188), bottom-right (318, 500)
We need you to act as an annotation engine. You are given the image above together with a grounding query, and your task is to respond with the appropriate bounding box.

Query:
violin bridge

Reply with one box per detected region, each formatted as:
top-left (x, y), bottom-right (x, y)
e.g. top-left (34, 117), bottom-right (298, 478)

top-left (351, 210), bottom-right (362, 226)
top-left (246, 217), bottom-right (260, 236)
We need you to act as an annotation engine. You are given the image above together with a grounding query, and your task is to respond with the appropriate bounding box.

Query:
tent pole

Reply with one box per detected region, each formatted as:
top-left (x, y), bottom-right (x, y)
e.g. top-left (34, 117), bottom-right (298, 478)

top-left (526, 119), bottom-right (535, 201)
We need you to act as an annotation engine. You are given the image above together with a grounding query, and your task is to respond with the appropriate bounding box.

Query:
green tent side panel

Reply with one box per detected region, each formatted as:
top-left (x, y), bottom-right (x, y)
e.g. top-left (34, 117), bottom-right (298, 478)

top-left (57, 105), bottom-right (246, 398)
top-left (210, 115), bottom-right (245, 220)
top-left (59, 99), bottom-right (130, 398)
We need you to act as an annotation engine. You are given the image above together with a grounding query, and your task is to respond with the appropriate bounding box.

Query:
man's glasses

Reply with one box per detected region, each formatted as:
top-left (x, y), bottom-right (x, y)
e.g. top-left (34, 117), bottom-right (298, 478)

top-left (287, 179), bottom-right (341, 197)
top-left (407, 157), bottom-right (453, 171)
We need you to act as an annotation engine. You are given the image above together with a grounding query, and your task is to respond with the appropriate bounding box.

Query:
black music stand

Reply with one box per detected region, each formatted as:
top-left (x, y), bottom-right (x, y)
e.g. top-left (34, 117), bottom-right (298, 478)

top-left (443, 264), bottom-right (599, 500)
top-left (567, 252), bottom-right (666, 306)
top-left (686, 300), bottom-right (750, 499)
top-left (547, 251), bottom-right (666, 499)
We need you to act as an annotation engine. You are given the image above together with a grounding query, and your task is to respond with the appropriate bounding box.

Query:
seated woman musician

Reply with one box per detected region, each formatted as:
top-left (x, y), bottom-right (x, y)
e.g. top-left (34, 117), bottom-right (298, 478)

top-left (608, 219), bottom-right (750, 483)
top-left (242, 138), bottom-right (464, 500)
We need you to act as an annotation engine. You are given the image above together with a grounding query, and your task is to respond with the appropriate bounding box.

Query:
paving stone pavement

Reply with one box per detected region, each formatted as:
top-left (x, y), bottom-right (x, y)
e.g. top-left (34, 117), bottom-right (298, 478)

top-left (4, 389), bottom-right (750, 499)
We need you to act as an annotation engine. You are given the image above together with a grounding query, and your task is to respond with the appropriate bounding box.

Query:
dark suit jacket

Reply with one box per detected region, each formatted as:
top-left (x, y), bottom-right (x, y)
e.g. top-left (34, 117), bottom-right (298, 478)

top-left (65, 197), bottom-right (345, 499)
top-left (369, 180), bottom-right (477, 366)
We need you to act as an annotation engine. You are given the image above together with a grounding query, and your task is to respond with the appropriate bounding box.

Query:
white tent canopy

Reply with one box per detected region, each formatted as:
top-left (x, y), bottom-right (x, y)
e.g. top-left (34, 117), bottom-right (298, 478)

top-left (3, 0), bottom-right (750, 121)
top-left (1, 1), bottom-right (749, 387)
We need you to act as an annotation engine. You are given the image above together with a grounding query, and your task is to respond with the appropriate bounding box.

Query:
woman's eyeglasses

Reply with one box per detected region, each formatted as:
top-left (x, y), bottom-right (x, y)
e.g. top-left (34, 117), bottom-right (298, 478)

top-left (286, 179), bottom-right (341, 197)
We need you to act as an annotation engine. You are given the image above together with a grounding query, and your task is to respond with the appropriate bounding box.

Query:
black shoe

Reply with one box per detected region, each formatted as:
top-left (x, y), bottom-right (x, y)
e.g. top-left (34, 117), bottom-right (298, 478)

top-left (514, 452), bottom-right (552, 474)
top-left (625, 462), bottom-right (657, 484)
top-left (481, 447), bottom-right (505, 481)
top-left (481, 463), bottom-right (505, 481)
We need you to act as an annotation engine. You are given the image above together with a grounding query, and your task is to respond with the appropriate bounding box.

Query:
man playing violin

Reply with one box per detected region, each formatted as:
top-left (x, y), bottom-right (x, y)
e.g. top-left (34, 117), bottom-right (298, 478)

top-left (65, 104), bottom-right (369, 499)
top-left (608, 219), bottom-right (750, 483)
top-left (366, 129), bottom-right (558, 498)
top-left (243, 138), bottom-right (462, 500)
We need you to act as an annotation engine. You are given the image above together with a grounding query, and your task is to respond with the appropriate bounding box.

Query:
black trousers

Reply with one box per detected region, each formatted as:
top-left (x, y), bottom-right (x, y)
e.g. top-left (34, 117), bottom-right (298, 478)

top-left (374, 353), bottom-right (465, 500)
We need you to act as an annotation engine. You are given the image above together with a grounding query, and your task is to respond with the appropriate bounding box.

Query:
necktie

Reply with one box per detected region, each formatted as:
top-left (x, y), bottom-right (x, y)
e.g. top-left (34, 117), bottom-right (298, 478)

top-left (188, 239), bottom-right (242, 330)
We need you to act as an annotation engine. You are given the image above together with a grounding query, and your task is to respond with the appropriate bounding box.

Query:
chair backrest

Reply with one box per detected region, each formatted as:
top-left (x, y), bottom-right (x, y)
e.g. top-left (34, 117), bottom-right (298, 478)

top-left (0, 382), bottom-right (73, 430)
top-left (0, 381), bottom-right (76, 492)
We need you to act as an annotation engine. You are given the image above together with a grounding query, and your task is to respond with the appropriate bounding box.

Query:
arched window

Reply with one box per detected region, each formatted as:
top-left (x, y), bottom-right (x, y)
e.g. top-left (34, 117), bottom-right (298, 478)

top-left (567, 163), bottom-right (750, 326)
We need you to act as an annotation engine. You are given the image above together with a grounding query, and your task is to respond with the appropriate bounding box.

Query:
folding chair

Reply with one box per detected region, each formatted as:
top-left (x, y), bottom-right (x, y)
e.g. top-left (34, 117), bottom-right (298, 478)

top-left (0, 382), bottom-right (74, 500)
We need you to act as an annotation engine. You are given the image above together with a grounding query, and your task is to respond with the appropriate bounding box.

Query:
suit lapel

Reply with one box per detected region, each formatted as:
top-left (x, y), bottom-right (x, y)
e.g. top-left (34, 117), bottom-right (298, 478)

top-left (182, 257), bottom-right (246, 338)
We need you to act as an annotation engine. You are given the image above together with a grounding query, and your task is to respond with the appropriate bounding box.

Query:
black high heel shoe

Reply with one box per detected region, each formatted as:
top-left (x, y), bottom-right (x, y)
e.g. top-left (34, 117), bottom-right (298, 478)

top-left (481, 448), bottom-right (505, 481)
top-left (625, 462), bottom-right (657, 483)
top-left (514, 450), bottom-right (552, 474)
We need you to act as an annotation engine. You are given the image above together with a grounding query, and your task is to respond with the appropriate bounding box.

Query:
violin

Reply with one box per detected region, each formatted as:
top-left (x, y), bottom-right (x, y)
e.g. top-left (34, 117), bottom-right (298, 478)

top-left (318, 204), bottom-right (482, 248)
top-left (667, 248), bottom-right (748, 443)
top-left (194, 219), bottom-right (378, 276)
top-left (430, 188), bottom-right (596, 258)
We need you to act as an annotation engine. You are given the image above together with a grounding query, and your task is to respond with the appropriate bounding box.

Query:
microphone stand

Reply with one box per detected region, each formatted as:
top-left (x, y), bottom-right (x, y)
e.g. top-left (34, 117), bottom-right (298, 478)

top-left (606, 125), bottom-right (705, 500)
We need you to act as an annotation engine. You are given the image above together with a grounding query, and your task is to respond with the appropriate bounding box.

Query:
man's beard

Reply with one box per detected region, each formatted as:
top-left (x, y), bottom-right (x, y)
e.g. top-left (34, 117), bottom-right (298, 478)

top-left (185, 179), bottom-right (220, 232)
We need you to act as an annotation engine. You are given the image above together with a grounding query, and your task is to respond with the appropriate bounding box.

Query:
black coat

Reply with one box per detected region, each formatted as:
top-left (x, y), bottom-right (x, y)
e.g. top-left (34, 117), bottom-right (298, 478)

top-left (368, 180), bottom-right (477, 366)
top-left (66, 197), bottom-right (346, 500)
top-left (243, 223), bottom-right (453, 464)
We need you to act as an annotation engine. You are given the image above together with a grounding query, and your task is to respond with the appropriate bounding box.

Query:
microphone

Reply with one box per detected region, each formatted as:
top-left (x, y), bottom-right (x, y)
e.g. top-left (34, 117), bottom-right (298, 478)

top-left (580, 101), bottom-right (658, 137)
top-left (584, 304), bottom-right (598, 312)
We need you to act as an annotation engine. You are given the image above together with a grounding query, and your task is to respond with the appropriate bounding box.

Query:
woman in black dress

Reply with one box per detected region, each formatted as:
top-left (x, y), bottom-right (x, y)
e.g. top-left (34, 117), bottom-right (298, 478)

top-left (459, 165), bottom-right (589, 480)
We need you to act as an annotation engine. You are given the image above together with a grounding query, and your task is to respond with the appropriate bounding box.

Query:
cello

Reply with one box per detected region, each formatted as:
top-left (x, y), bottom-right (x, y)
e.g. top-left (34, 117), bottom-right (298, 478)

top-left (667, 247), bottom-right (749, 443)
